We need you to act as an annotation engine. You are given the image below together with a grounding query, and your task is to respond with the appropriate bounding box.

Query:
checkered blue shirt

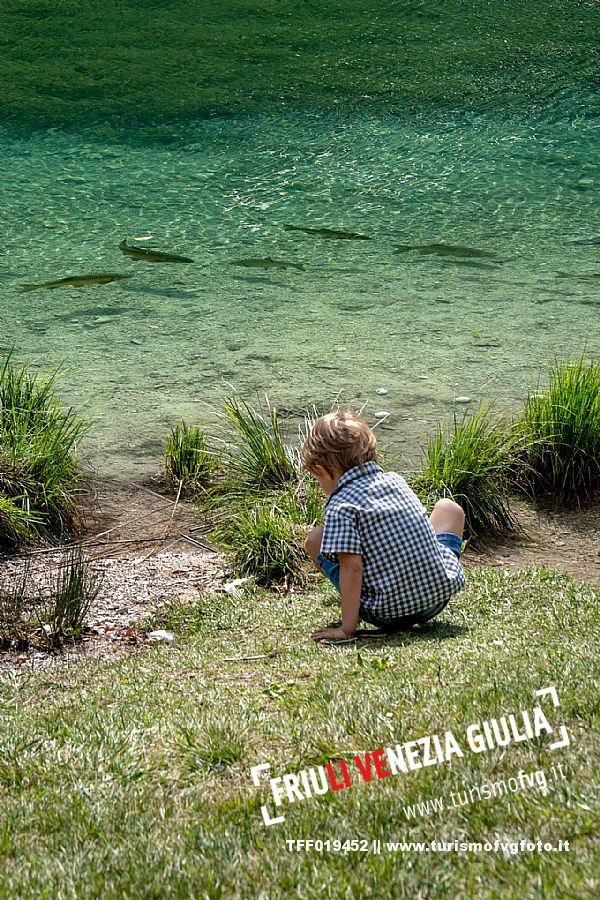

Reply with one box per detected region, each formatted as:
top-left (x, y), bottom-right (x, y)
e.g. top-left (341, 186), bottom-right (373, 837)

top-left (319, 461), bottom-right (466, 618)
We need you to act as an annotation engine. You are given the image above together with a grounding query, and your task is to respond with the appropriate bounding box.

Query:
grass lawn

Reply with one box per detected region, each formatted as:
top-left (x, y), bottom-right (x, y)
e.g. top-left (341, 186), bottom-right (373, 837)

top-left (0, 566), bottom-right (598, 898)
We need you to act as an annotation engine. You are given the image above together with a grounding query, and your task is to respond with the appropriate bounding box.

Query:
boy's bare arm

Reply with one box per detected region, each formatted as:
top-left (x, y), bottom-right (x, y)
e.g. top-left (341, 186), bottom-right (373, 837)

top-left (312, 552), bottom-right (363, 641)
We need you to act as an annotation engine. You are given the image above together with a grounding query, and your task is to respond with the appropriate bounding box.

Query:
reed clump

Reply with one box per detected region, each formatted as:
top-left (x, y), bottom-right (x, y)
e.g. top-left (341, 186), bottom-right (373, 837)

top-left (0, 355), bottom-right (88, 546)
top-left (165, 421), bottom-right (218, 496)
top-left (211, 499), bottom-right (306, 586)
top-left (165, 398), bottom-right (324, 584)
top-left (510, 355), bottom-right (600, 504)
top-left (211, 477), bottom-right (323, 585)
top-left (0, 545), bottom-right (100, 650)
top-left (44, 544), bottom-right (101, 644)
top-left (410, 406), bottom-right (520, 539)
top-left (219, 396), bottom-right (299, 488)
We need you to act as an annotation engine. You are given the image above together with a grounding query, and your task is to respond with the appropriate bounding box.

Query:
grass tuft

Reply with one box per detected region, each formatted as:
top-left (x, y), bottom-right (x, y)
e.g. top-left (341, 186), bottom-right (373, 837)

top-left (220, 395), bottom-right (298, 488)
top-left (164, 397), bottom-right (325, 585)
top-left (165, 421), bottom-right (218, 496)
top-left (410, 405), bottom-right (519, 538)
top-left (0, 354), bottom-right (89, 545)
top-left (0, 495), bottom-right (42, 545)
top-left (175, 723), bottom-right (245, 773)
top-left (211, 496), bottom-right (309, 585)
top-left (0, 545), bottom-right (100, 649)
top-left (0, 568), bottom-right (31, 650)
top-left (43, 544), bottom-right (102, 643)
top-left (510, 355), bottom-right (600, 504)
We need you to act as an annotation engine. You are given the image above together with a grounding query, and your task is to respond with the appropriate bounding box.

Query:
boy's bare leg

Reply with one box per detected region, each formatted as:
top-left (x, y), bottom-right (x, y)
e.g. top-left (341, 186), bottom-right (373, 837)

top-left (429, 499), bottom-right (465, 538)
top-left (305, 526), bottom-right (324, 567)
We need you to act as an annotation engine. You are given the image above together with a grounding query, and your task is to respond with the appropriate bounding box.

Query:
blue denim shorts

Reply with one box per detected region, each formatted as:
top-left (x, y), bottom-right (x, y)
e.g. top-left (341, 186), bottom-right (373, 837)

top-left (315, 532), bottom-right (462, 631)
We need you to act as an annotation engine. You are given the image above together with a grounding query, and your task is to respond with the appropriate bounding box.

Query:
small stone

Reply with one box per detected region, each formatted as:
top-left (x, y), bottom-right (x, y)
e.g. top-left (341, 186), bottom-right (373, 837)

top-left (453, 396), bottom-right (471, 404)
top-left (374, 410), bottom-right (390, 419)
top-left (375, 388), bottom-right (388, 395)
top-left (147, 630), bottom-right (174, 643)
top-left (223, 577), bottom-right (252, 596)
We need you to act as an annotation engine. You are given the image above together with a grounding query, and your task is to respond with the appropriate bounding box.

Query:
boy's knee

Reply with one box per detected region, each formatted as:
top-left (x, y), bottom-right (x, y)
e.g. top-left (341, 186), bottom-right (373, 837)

top-left (430, 498), bottom-right (465, 536)
top-left (434, 498), bottom-right (464, 517)
top-left (305, 526), bottom-right (324, 560)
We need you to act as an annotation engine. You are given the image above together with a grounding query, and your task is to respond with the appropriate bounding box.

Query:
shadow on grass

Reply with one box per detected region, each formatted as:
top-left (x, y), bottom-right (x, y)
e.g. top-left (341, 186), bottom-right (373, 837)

top-left (323, 620), bottom-right (469, 647)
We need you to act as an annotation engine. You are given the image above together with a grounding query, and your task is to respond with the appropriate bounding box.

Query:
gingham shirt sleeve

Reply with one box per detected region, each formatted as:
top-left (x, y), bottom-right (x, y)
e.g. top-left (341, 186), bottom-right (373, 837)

top-left (319, 509), bottom-right (362, 560)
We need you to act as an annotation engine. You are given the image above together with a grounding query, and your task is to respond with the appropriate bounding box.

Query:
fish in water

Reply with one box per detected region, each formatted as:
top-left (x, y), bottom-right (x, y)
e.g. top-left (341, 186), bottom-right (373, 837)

top-left (20, 273), bottom-right (132, 292)
top-left (284, 225), bottom-right (371, 240)
top-left (394, 243), bottom-right (497, 259)
top-left (566, 235), bottom-right (600, 246)
top-left (232, 257), bottom-right (304, 271)
top-left (119, 239), bottom-right (194, 263)
top-left (557, 272), bottom-right (600, 283)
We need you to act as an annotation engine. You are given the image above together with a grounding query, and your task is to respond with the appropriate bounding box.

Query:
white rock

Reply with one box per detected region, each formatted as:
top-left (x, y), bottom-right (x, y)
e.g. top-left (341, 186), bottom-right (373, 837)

top-left (223, 577), bottom-right (252, 596)
top-left (147, 630), bottom-right (175, 643)
top-left (453, 396), bottom-right (472, 404)
top-left (374, 411), bottom-right (390, 419)
top-left (375, 388), bottom-right (388, 395)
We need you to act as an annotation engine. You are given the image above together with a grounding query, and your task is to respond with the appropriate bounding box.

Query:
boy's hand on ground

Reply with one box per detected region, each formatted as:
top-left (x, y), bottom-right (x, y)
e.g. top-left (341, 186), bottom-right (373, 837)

top-left (312, 625), bottom-right (355, 642)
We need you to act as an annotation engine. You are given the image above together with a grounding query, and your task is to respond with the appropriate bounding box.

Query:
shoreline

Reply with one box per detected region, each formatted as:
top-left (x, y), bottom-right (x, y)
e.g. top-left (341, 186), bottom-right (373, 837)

top-left (1, 475), bottom-right (598, 673)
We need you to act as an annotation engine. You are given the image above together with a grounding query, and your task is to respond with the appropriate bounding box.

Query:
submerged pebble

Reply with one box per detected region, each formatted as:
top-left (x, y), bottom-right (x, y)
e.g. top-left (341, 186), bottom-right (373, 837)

top-left (375, 388), bottom-right (389, 395)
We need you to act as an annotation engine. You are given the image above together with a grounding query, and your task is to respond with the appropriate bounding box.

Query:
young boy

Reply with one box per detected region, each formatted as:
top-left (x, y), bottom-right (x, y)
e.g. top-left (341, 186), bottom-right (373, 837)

top-left (302, 411), bottom-right (466, 642)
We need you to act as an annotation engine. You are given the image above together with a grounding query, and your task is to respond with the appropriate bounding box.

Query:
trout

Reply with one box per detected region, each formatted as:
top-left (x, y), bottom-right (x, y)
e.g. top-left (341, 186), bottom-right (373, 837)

top-left (284, 225), bottom-right (370, 240)
top-left (557, 272), bottom-right (600, 282)
top-left (20, 273), bottom-right (132, 292)
top-left (119, 239), bottom-right (194, 263)
top-left (394, 243), bottom-right (497, 259)
top-left (232, 257), bottom-right (304, 271)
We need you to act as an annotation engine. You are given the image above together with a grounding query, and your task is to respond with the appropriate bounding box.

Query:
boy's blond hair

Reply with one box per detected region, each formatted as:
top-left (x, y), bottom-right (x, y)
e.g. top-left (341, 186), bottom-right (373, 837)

top-left (301, 411), bottom-right (378, 475)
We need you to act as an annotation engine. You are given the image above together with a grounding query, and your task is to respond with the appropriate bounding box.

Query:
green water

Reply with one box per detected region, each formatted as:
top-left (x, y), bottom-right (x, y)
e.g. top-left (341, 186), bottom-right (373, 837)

top-left (1, 0), bottom-right (598, 475)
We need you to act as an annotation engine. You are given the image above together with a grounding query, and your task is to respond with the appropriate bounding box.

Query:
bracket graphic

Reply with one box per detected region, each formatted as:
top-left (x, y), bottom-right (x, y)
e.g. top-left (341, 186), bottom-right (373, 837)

top-left (535, 685), bottom-right (570, 750)
top-left (250, 763), bottom-right (286, 826)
